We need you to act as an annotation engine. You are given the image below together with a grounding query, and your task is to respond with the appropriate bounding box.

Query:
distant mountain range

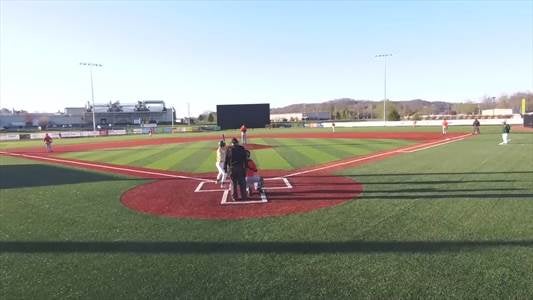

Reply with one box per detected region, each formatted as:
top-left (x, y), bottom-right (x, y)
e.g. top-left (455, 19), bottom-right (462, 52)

top-left (271, 93), bottom-right (531, 117)
top-left (271, 98), bottom-right (452, 115)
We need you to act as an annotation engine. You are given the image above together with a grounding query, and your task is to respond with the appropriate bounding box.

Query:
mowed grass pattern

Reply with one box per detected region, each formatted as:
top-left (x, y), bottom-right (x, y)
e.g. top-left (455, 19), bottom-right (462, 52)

top-left (1, 131), bottom-right (532, 298)
top-left (58, 138), bottom-right (413, 172)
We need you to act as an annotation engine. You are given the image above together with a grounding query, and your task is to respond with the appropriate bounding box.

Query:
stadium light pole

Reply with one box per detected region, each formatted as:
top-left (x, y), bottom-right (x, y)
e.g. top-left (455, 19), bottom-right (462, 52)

top-left (171, 106), bottom-right (175, 127)
top-left (187, 102), bottom-right (191, 125)
top-left (80, 62), bottom-right (103, 132)
top-left (375, 54), bottom-right (392, 123)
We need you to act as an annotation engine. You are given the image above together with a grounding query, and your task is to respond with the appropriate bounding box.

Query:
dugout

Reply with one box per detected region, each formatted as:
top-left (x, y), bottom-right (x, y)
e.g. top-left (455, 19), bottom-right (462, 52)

top-left (217, 104), bottom-right (270, 130)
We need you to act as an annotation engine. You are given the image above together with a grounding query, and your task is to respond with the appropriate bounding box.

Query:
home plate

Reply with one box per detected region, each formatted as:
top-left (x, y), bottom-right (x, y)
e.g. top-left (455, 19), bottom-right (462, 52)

top-left (194, 177), bottom-right (292, 205)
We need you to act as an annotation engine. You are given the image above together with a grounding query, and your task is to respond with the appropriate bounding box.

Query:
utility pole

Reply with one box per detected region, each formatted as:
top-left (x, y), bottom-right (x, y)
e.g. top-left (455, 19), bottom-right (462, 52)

top-left (80, 62), bottom-right (103, 132)
top-left (375, 54), bottom-right (392, 123)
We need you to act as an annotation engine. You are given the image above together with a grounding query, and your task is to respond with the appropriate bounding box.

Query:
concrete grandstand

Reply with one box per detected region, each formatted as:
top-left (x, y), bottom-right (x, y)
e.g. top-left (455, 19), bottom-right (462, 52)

top-left (0, 100), bottom-right (174, 130)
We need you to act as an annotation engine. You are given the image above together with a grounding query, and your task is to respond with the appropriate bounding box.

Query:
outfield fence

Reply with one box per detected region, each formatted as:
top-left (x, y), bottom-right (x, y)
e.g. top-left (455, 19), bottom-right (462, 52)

top-left (320, 115), bottom-right (524, 128)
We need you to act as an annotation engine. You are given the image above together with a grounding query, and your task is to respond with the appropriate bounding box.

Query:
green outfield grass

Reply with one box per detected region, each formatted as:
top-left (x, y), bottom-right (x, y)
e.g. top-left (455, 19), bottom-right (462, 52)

top-left (57, 138), bottom-right (413, 172)
top-left (1, 129), bottom-right (532, 298)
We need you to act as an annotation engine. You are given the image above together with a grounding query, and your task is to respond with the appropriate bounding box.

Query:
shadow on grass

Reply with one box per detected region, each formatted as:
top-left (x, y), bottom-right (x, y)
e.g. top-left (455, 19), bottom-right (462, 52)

top-left (1, 240), bottom-right (531, 254)
top-left (357, 193), bottom-right (533, 200)
top-left (342, 171), bottom-right (533, 177)
top-left (0, 164), bottom-right (125, 189)
top-left (361, 187), bottom-right (528, 193)
top-left (361, 180), bottom-right (517, 185)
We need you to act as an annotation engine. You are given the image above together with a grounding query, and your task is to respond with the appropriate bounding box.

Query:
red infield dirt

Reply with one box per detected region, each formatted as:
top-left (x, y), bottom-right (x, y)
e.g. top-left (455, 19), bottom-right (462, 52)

top-left (121, 173), bottom-right (363, 220)
top-left (2, 131), bottom-right (469, 220)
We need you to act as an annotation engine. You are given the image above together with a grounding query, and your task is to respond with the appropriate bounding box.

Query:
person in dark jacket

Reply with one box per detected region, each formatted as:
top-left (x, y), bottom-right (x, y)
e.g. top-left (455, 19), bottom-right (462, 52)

top-left (472, 118), bottom-right (480, 135)
top-left (224, 138), bottom-right (248, 201)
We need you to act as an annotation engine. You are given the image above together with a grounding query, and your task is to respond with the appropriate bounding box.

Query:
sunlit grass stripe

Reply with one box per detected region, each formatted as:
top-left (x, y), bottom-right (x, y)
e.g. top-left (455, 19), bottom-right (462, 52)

top-left (370, 138), bottom-right (407, 146)
top-left (91, 145), bottom-right (165, 163)
top-left (371, 138), bottom-right (412, 147)
top-left (143, 142), bottom-right (200, 170)
top-left (165, 147), bottom-right (205, 171)
top-left (57, 150), bottom-right (97, 160)
top-left (247, 138), bottom-right (292, 170)
top-left (113, 144), bottom-right (174, 167)
top-left (363, 139), bottom-right (412, 152)
top-left (292, 138), bottom-right (355, 159)
top-left (194, 151), bottom-right (217, 173)
top-left (281, 138), bottom-right (339, 164)
top-left (57, 148), bottom-right (112, 161)
top-left (167, 141), bottom-right (213, 171)
top-left (94, 149), bottom-right (151, 164)
top-left (172, 141), bottom-right (215, 172)
top-left (125, 143), bottom-right (181, 167)
top-left (254, 149), bottom-right (293, 170)
top-left (59, 145), bottom-right (150, 161)
top-left (346, 138), bottom-right (403, 154)
top-left (61, 148), bottom-right (133, 162)
top-left (310, 138), bottom-right (374, 157)
top-left (264, 138), bottom-right (318, 169)
top-left (327, 138), bottom-right (412, 158)
top-left (107, 146), bottom-right (175, 166)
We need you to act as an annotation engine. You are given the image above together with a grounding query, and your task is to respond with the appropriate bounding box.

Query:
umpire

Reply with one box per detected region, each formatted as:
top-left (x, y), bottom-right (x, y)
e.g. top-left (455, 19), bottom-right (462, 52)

top-left (224, 137), bottom-right (248, 201)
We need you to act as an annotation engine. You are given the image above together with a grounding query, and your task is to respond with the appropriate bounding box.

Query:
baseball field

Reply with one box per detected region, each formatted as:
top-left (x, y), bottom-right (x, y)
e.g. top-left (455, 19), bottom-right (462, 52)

top-left (1, 126), bottom-right (532, 298)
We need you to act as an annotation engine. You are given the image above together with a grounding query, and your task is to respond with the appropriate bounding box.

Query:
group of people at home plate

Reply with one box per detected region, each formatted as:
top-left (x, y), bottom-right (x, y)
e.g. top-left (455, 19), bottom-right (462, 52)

top-left (215, 124), bottom-right (264, 201)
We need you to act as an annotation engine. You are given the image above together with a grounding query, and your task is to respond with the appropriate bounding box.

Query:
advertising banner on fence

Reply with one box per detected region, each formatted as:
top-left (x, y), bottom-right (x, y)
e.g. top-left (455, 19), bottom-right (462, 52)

top-left (108, 129), bottom-right (127, 135)
top-left (59, 131), bottom-right (81, 138)
top-left (0, 133), bottom-right (21, 141)
top-left (30, 132), bottom-right (62, 139)
top-left (80, 131), bottom-right (99, 137)
top-left (30, 132), bottom-right (99, 139)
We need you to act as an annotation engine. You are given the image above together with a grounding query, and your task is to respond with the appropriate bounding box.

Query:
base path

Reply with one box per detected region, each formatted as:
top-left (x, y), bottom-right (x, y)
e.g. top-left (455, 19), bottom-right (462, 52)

top-left (1, 132), bottom-right (470, 220)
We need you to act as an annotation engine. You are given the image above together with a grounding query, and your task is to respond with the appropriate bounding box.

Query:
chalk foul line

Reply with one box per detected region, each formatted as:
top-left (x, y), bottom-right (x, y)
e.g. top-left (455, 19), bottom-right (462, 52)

top-left (0, 151), bottom-right (211, 182)
top-left (284, 134), bottom-right (470, 178)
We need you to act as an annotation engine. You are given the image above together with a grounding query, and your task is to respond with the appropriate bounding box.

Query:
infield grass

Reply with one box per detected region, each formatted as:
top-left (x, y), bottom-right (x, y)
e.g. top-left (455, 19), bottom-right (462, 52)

top-left (0, 125), bottom-right (476, 150)
top-left (1, 129), bottom-right (532, 298)
top-left (57, 138), bottom-right (413, 172)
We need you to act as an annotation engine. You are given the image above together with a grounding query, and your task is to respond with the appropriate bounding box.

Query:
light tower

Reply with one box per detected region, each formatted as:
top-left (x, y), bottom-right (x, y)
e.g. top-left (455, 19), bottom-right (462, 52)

top-left (375, 54), bottom-right (392, 123)
top-left (80, 62), bottom-right (103, 131)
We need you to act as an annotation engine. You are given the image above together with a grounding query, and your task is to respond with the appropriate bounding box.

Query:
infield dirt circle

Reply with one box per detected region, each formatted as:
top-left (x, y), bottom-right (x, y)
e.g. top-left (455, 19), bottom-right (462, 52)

top-left (121, 172), bottom-right (364, 220)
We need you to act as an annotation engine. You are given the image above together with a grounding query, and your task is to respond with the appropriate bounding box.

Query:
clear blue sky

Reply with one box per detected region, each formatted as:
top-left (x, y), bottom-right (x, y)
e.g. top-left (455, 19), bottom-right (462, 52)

top-left (1, 0), bottom-right (532, 117)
